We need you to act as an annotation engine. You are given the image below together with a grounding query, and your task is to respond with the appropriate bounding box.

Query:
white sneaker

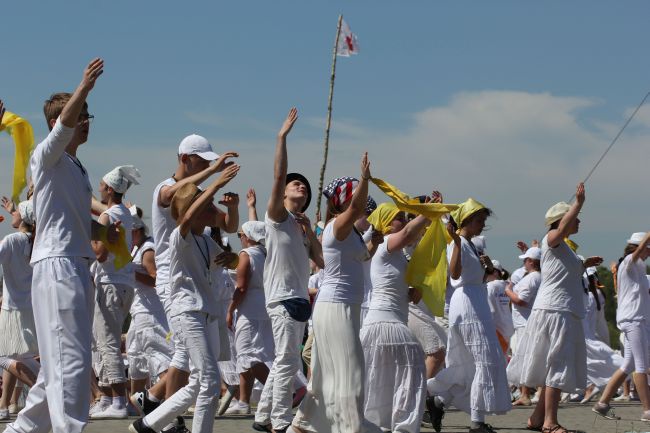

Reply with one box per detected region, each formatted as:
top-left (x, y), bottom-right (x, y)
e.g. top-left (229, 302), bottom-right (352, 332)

top-left (613, 394), bottom-right (631, 402)
top-left (90, 405), bottom-right (128, 419)
top-left (8, 403), bottom-right (23, 414)
top-left (0, 408), bottom-right (9, 421)
top-left (217, 386), bottom-right (237, 416)
top-left (224, 402), bottom-right (251, 415)
top-left (89, 400), bottom-right (110, 416)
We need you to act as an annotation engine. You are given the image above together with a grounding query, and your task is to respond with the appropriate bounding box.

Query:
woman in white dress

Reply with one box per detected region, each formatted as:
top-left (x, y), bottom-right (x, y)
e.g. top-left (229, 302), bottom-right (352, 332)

top-left (0, 201), bottom-right (39, 420)
top-left (592, 231), bottom-right (650, 422)
top-left (507, 183), bottom-right (602, 433)
top-left (291, 154), bottom-right (382, 433)
top-left (358, 199), bottom-right (430, 433)
top-left (226, 221), bottom-right (274, 415)
top-left (428, 199), bottom-right (511, 433)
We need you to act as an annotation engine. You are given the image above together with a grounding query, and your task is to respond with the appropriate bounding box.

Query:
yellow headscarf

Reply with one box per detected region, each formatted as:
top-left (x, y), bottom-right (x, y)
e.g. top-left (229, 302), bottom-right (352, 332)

top-left (367, 203), bottom-right (401, 235)
top-left (370, 177), bottom-right (459, 316)
top-left (0, 111), bottom-right (35, 202)
top-left (450, 197), bottom-right (487, 227)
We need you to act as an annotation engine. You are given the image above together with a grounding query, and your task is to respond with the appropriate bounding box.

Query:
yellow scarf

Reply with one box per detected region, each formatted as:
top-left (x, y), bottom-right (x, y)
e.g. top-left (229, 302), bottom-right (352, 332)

top-left (565, 238), bottom-right (579, 252)
top-left (450, 197), bottom-right (487, 227)
top-left (98, 225), bottom-right (133, 270)
top-left (370, 178), bottom-right (458, 316)
top-left (0, 112), bottom-right (35, 202)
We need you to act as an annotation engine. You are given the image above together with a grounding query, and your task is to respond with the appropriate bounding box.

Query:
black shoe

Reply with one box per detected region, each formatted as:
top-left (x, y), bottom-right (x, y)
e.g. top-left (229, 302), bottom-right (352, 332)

top-left (128, 418), bottom-right (156, 433)
top-left (252, 421), bottom-right (273, 432)
top-left (161, 417), bottom-right (190, 433)
top-left (426, 395), bottom-right (444, 433)
top-left (130, 391), bottom-right (162, 417)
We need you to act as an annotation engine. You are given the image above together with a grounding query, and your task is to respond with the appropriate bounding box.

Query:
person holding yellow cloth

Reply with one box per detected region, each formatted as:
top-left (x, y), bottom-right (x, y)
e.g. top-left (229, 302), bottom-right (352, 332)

top-left (360, 194), bottom-right (437, 433)
top-left (427, 198), bottom-right (511, 433)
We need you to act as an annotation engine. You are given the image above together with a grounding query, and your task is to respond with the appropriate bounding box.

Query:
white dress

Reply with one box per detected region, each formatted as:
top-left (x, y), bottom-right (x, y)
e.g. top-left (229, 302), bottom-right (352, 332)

top-left (360, 235), bottom-right (426, 433)
top-left (582, 290), bottom-right (622, 388)
top-left (507, 236), bottom-right (587, 393)
top-left (234, 245), bottom-right (274, 373)
top-left (428, 237), bottom-right (511, 417)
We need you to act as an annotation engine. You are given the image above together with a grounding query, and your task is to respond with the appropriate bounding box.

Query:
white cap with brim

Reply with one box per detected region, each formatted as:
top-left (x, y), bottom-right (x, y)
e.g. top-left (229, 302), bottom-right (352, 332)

top-left (518, 247), bottom-right (542, 261)
top-left (627, 232), bottom-right (648, 246)
top-left (545, 201), bottom-right (571, 227)
top-left (242, 221), bottom-right (266, 245)
top-left (178, 134), bottom-right (219, 161)
top-left (491, 260), bottom-right (503, 271)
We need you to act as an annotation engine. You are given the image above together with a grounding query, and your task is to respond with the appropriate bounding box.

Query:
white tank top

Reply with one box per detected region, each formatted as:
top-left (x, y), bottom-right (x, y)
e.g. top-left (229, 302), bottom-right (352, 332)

top-left (237, 245), bottom-right (269, 320)
top-left (366, 235), bottom-right (409, 324)
top-left (317, 220), bottom-right (369, 305)
top-left (130, 239), bottom-right (165, 316)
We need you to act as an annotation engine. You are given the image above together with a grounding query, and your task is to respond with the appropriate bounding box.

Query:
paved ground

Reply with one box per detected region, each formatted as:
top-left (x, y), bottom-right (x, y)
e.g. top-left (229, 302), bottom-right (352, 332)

top-left (2, 402), bottom-right (649, 432)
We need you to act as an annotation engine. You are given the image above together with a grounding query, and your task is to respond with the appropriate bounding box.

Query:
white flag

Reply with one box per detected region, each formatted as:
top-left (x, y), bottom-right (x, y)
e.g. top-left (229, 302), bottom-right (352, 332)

top-left (336, 19), bottom-right (359, 57)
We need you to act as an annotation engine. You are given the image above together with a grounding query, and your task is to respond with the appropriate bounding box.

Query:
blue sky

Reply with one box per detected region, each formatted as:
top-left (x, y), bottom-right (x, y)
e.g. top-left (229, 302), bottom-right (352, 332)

top-left (1, 1), bottom-right (649, 270)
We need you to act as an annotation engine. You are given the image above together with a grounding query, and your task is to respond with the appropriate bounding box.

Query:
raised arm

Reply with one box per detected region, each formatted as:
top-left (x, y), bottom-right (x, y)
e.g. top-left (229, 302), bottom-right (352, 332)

top-left (158, 151), bottom-right (238, 207)
top-left (333, 153), bottom-right (371, 241)
top-left (547, 183), bottom-right (585, 248)
top-left (631, 232), bottom-right (650, 263)
top-left (267, 108), bottom-right (298, 222)
top-left (216, 192), bottom-right (239, 233)
top-left (447, 222), bottom-right (463, 280)
top-left (179, 164), bottom-right (240, 238)
top-left (247, 188), bottom-right (258, 221)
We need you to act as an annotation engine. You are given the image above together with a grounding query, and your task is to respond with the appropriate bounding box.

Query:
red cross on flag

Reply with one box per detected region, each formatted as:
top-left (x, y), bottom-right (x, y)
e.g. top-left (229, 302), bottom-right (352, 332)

top-left (336, 19), bottom-right (359, 57)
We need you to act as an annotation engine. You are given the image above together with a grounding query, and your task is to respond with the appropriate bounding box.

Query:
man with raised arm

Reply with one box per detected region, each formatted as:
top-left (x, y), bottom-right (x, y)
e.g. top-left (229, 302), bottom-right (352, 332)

top-left (4, 59), bottom-right (120, 433)
top-left (253, 108), bottom-right (324, 433)
top-left (144, 135), bottom-right (238, 431)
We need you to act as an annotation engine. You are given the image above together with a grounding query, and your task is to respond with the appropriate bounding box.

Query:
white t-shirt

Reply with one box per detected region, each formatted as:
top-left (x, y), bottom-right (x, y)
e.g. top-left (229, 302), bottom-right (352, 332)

top-left (367, 235), bottom-right (409, 323)
top-left (263, 212), bottom-right (310, 304)
top-left (238, 245), bottom-right (269, 320)
top-left (95, 203), bottom-right (134, 286)
top-left (0, 232), bottom-right (33, 311)
top-left (510, 266), bottom-right (526, 285)
top-left (447, 237), bottom-right (485, 288)
top-left (487, 279), bottom-right (514, 339)
top-left (168, 227), bottom-right (222, 320)
top-left (152, 177), bottom-right (176, 286)
top-left (616, 254), bottom-right (650, 324)
top-left (31, 119), bottom-right (93, 263)
top-left (511, 271), bottom-right (541, 328)
top-left (533, 235), bottom-right (585, 319)
top-left (317, 220), bottom-right (369, 305)
top-left (130, 239), bottom-right (165, 316)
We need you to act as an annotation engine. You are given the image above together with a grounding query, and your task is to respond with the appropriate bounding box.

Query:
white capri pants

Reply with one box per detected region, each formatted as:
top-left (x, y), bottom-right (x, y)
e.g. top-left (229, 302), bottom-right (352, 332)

top-left (619, 320), bottom-right (649, 375)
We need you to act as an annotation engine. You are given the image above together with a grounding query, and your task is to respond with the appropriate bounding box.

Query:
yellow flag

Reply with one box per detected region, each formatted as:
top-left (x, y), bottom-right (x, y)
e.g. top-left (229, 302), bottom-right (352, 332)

top-left (370, 178), bottom-right (458, 316)
top-left (99, 225), bottom-right (133, 270)
top-left (0, 112), bottom-right (35, 202)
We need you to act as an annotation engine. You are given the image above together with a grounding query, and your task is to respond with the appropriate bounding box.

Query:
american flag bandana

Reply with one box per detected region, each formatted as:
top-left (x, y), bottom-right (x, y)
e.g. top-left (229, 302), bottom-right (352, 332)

top-left (365, 195), bottom-right (377, 215)
top-left (323, 177), bottom-right (358, 209)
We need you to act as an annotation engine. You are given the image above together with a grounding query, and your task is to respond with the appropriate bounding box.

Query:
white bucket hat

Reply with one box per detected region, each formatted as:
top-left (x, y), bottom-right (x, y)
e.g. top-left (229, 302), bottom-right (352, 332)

top-left (241, 221), bottom-right (266, 245)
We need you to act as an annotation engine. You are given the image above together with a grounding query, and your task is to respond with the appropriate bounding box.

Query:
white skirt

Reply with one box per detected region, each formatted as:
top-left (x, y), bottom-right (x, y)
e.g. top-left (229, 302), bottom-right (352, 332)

top-left (507, 309), bottom-right (587, 393)
top-left (585, 337), bottom-right (622, 388)
top-left (408, 306), bottom-right (447, 355)
top-left (126, 311), bottom-right (174, 380)
top-left (235, 315), bottom-right (274, 373)
top-left (427, 286), bottom-right (511, 415)
top-left (294, 302), bottom-right (381, 433)
top-left (360, 316), bottom-right (426, 433)
top-left (0, 308), bottom-right (38, 358)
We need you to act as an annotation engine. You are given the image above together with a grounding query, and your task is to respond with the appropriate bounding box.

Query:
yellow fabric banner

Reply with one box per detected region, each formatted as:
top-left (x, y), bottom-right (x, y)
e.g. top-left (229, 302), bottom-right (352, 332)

top-left (0, 111), bottom-right (35, 202)
top-left (99, 225), bottom-right (133, 270)
top-left (370, 178), bottom-right (458, 316)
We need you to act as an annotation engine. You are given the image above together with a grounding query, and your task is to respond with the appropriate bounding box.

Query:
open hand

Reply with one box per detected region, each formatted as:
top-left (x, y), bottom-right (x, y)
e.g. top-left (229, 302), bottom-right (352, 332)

top-left (218, 192), bottom-right (239, 208)
top-left (81, 58), bottom-right (104, 92)
top-left (516, 241), bottom-right (528, 253)
top-left (431, 190), bottom-right (443, 204)
top-left (279, 107), bottom-right (298, 138)
top-left (216, 164), bottom-right (240, 189)
top-left (584, 256), bottom-right (603, 268)
top-left (361, 152), bottom-right (371, 180)
top-left (213, 151), bottom-right (239, 173)
top-left (246, 188), bottom-right (256, 208)
top-left (1, 196), bottom-right (15, 214)
top-left (575, 183), bottom-right (586, 205)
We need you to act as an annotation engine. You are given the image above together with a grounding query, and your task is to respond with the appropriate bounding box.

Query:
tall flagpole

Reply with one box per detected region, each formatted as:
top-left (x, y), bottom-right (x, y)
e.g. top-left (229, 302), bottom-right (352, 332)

top-left (315, 14), bottom-right (343, 222)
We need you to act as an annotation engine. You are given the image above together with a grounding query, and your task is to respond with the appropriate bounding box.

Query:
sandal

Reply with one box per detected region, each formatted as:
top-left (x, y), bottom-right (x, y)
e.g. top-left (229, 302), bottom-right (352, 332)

top-left (526, 424), bottom-right (543, 432)
top-left (541, 425), bottom-right (569, 433)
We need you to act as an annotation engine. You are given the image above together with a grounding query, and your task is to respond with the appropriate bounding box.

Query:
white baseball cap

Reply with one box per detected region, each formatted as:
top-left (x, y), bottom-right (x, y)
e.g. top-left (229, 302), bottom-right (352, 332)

top-left (491, 259), bottom-right (503, 271)
top-left (627, 232), bottom-right (648, 246)
top-left (518, 247), bottom-right (542, 261)
top-left (178, 134), bottom-right (219, 161)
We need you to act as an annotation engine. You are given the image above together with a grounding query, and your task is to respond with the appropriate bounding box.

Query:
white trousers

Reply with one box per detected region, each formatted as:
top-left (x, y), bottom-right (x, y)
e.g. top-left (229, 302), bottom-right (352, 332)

top-left (157, 282), bottom-right (190, 373)
top-left (255, 302), bottom-right (306, 430)
top-left (93, 282), bottom-right (133, 386)
top-left (6, 257), bottom-right (93, 433)
top-left (143, 312), bottom-right (220, 433)
top-left (619, 320), bottom-right (649, 374)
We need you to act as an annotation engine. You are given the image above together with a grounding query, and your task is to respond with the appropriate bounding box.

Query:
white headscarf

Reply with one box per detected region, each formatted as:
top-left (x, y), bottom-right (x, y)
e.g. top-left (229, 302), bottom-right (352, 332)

top-left (103, 165), bottom-right (141, 194)
top-left (242, 221), bottom-right (266, 245)
top-left (129, 205), bottom-right (148, 235)
top-left (18, 200), bottom-right (34, 226)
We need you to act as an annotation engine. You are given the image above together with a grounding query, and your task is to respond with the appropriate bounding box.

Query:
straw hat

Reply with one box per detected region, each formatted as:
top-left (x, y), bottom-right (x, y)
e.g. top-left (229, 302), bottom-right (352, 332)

top-left (545, 202), bottom-right (571, 227)
top-left (171, 183), bottom-right (203, 222)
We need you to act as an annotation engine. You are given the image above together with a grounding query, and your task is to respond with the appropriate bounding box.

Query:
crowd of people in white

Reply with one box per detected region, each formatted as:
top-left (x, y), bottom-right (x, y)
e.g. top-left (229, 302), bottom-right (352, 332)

top-left (0, 59), bottom-right (649, 433)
